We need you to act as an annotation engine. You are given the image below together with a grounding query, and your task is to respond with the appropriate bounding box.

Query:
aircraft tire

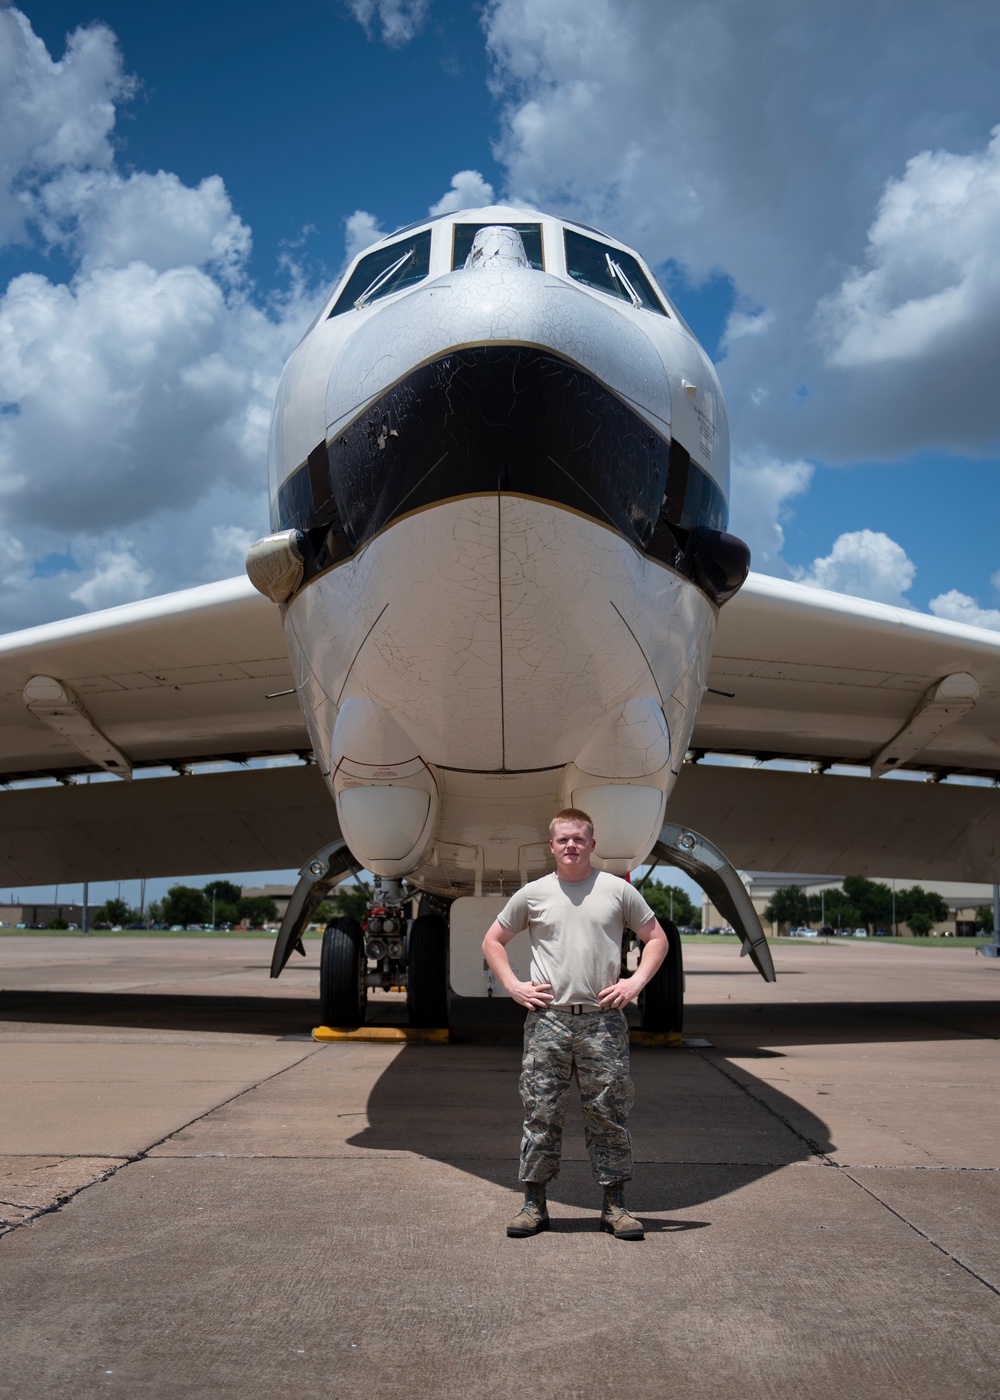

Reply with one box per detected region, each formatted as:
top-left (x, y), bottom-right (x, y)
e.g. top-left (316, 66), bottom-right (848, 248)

top-left (407, 914), bottom-right (450, 1028)
top-left (639, 919), bottom-right (683, 1033)
top-left (319, 917), bottom-right (366, 1029)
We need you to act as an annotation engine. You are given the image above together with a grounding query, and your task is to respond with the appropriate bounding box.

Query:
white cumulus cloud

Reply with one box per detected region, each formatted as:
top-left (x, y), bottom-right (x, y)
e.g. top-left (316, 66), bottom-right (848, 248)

top-left (0, 7), bottom-right (130, 246)
top-left (794, 530), bottom-right (916, 607)
top-left (343, 209), bottom-right (387, 264)
top-left (346, 0), bottom-right (431, 47)
top-left (34, 169), bottom-right (252, 280)
top-left (69, 544), bottom-right (152, 611)
top-left (928, 589), bottom-right (1000, 632)
top-left (483, 0), bottom-right (1000, 461)
top-left (0, 9), bottom-right (322, 628)
top-left (428, 170), bottom-right (496, 216)
top-left (820, 128), bottom-right (1000, 369)
top-left (727, 453), bottom-right (813, 577)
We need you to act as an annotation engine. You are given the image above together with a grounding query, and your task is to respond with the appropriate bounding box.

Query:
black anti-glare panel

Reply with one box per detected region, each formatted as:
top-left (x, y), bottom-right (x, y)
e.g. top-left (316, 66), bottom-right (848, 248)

top-left (273, 347), bottom-right (729, 592)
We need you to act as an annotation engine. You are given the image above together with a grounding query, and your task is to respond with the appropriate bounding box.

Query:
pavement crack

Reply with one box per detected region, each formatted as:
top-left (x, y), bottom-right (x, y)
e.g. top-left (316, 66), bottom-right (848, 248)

top-left (0, 1161), bottom-right (127, 1241)
top-left (131, 1046), bottom-right (323, 1161)
top-left (698, 1051), bottom-right (1000, 1301)
top-left (835, 1165), bottom-right (1000, 1300)
top-left (0, 1049), bottom-right (321, 1244)
top-left (696, 1050), bottom-right (833, 1160)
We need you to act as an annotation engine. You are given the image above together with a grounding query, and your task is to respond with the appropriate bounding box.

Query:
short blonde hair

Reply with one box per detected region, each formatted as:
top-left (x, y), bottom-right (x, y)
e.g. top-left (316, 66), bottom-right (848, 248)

top-left (548, 807), bottom-right (595, 839)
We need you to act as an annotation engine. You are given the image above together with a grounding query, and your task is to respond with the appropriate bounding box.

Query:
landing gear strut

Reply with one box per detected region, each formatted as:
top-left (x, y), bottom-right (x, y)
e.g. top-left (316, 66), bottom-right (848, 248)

top-left (359, 879), bottom-right (451, 1030)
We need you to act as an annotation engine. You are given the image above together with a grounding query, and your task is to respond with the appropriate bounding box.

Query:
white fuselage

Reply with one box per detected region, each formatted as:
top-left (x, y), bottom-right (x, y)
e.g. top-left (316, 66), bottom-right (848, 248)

top-left (262, 205), bottom-right (738, 893)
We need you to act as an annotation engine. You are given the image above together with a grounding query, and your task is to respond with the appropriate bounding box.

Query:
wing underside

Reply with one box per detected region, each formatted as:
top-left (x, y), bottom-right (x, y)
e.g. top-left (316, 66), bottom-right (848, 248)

top-left (0, 571), bottom-right (998, 885)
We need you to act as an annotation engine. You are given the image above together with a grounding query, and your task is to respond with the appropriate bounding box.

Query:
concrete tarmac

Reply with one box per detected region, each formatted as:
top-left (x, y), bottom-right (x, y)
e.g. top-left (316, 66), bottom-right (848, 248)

top-left (1, 933), bottom-right (998, 1399)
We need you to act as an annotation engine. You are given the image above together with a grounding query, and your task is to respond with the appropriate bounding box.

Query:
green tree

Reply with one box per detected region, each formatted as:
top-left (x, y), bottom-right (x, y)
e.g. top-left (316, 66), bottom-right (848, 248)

top-left (147, 900), bottom-right (164, 926)
top-left (640, 880), bottom-right (697, 927)
top-left (904, 910), bottom-right (935, 937)
top-left (329, 880), bottom-right (372, 921)
top-left (162, 885), bottom-right (209, 927)
top-left (237, 895), bottom-right (278, 927)
top-left (975, 905), bottom-right (994, 933)
top-left (896, 885), bottom-right (949, 937)
top-left (808, 887), bottom-right (860, 930)
top-left (47, 915), bottom-right (69, 929)
top-left (100, 897), bottom-right (131, 926)
top-left (763, 886), bottom-right (809, 931)
top-left (204, 880), bottom-right (241, 904)
top-left (842, 877), bottom-right (893, 933)
top-left (202, 880), bottom-right (241, 927)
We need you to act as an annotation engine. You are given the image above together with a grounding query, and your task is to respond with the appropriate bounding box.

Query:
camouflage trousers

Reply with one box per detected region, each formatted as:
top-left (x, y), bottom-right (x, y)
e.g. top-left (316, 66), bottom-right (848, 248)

top-left (519, 1008), bottom-right (634, 1185)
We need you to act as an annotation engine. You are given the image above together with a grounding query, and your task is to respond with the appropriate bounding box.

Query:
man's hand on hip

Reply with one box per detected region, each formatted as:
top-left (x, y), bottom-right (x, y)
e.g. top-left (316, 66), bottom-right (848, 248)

top-left (508, 979), bottom-right (554, 1010)
top-left (597, 975), bottom-right (645, 1010)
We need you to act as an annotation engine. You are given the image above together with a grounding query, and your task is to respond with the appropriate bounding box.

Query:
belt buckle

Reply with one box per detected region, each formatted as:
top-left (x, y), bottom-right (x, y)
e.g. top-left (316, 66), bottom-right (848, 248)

top-left (571, 1003), bottom-right (583, 1016)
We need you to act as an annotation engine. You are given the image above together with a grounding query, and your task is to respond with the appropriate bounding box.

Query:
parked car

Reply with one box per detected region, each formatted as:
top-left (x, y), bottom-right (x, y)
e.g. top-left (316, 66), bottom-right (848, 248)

top-left (787, 927), bottom-right (819, 938)
top-left (852, 928), bottom-right (867, 938)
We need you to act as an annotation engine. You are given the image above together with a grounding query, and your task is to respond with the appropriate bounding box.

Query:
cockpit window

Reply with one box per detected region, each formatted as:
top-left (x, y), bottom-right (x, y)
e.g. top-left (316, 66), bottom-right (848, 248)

top-left (563, 229), bottom-right (667, 315)
top-left (328, 229), bottom-right (432, 318)
top-left (452, 223), bottom-right (543, 271)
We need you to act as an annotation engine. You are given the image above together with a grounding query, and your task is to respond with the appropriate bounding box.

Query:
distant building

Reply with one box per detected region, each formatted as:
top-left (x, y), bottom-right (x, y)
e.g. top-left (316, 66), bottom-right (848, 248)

top-left (241, 885), bottom-right (294, 922)
top-left (0, 903), bottom-right (85, 928)
top-left (704, 872), bottom-right (994, 936)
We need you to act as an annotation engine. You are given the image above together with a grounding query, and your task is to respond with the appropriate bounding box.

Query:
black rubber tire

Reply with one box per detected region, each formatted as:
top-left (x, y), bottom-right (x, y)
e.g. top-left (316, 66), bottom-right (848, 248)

top-left (639, 919), bottom-right (683, 1033)
top-left (407, 914), bottom-right (450, 1028)
top-left (319, 917), bottom-right (366, 1029)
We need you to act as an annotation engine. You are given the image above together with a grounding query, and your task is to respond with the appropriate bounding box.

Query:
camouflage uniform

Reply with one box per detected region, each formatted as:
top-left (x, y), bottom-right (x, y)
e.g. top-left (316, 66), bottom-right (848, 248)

top-left (519, 1007), bottom-right (634, 1184)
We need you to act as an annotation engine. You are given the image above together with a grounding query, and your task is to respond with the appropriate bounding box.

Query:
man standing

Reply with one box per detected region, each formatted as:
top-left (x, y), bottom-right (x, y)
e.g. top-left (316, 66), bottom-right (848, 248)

top-left (482, 808), bottom-right (669, 1240)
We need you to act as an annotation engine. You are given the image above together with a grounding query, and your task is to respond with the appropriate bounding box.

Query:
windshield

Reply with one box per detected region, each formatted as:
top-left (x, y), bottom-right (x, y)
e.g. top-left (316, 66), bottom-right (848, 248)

top-left (328, 229), bottom-right (432, 318)
top-left (452, 223), bottom-right (543, 270)
top-left (563, 229), bottom-right (667, 315)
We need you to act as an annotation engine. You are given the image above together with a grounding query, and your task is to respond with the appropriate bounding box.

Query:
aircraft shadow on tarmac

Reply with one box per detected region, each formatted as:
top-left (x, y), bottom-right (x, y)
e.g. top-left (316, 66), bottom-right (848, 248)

top-left (338, 995), bottom-right (841, 1215)
top-left (5, 987), bottom-right (997, 1220)
top-left (342, 1041), bottom-right (830, 1215)
top-left (344, 989), bottom-right (997, 1214)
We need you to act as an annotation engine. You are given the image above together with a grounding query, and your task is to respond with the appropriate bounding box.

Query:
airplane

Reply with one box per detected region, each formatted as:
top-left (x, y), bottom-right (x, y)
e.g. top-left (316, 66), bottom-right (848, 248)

top-left (1, 203), bottom-right (1000, 1033)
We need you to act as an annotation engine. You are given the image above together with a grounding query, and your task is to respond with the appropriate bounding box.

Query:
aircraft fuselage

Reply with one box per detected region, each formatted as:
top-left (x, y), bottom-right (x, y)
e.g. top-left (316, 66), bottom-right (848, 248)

top-left (250, 206), bottom-right (748, 895)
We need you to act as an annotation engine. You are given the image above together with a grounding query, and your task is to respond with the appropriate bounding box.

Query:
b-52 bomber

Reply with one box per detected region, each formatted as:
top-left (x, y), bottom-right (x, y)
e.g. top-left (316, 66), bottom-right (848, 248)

top-left (2, 204), bottom-right (999, 1029)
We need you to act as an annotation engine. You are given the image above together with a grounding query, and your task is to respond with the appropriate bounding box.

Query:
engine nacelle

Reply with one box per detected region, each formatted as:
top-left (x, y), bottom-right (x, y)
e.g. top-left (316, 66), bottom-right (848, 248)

top-left (331, 697), bottom-right (438, 877)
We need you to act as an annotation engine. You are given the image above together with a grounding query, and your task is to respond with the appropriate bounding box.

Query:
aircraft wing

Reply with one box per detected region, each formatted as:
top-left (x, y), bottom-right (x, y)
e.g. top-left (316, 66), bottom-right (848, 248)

top-left (0, 575), bottom-right (302, 780)
top-left (0, 570), bottom-right (998, 887)
top-left (0, 577), bottom-right (332, 886)
top-left (668, 573), bottom-right (1000, 883)
top-left (697, 572), bottom-right (1000, 777)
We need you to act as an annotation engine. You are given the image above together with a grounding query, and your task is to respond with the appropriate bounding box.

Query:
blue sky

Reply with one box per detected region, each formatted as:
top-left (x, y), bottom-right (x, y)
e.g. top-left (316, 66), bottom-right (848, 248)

top-left (2, 0), bottom-right (1000, 909)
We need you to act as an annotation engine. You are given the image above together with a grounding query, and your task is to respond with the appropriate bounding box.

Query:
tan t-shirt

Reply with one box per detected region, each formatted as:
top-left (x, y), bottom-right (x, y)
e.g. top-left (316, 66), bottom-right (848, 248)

top-left (496, 870), bottom-right (656, 1004)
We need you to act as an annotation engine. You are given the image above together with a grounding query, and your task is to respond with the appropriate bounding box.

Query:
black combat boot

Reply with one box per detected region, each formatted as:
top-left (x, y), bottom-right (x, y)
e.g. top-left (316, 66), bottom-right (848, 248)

top-left (600, 1181), bottom-right (644, 1240)
top-left (506, 1181), bottom-right (549, 1237)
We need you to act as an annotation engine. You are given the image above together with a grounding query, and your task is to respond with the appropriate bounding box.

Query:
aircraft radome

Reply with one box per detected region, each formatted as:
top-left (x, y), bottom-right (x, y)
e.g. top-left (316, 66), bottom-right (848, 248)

top-left (2, 204), bottom-right (1000, 1029)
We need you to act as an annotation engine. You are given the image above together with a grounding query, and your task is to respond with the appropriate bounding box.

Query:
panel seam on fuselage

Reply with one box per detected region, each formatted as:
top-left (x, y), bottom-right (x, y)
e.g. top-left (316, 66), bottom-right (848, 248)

top-left (284, 491), bottom-right (712, 603)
